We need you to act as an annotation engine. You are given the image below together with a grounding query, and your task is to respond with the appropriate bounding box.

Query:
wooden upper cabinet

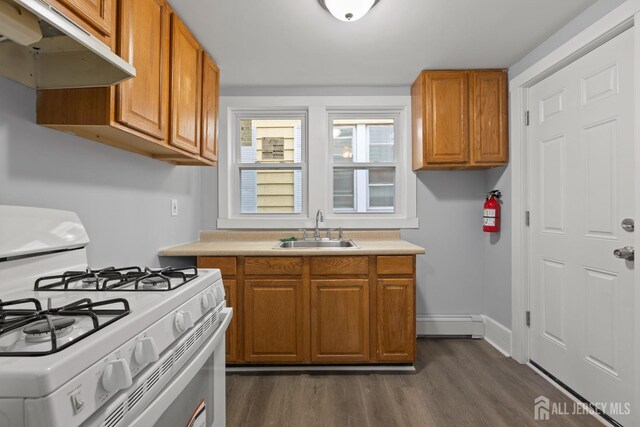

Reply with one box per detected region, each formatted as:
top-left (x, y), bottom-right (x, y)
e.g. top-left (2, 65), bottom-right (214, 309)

top-left (36, 0), bottom-right (219, 166)
top-left (423, 71), bottom-right (469, 165)
top-left (52, 0), bottom-right (114, 44)
top-left (412, 69), bottom-right (508, 170)
top-left (470, 70), bottom-right (508, 164)
top-left (116, 0), bottom-right (168, 140)
top-left (200, 53), bottom-right (220, 162)
top-left (169, 13), bottom-right (202, 154)
top-left (311, 279), bottom-right (370, 363)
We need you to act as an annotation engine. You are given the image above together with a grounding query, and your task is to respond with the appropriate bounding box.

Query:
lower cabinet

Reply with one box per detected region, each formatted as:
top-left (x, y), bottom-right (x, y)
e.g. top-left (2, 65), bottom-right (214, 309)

top-left (223, 279), bottom-right (237, 362)
top-left (197, 255), bottom-right (416, 365)
top-left (311, 279), bottom-right (369, 363)
top-left (244, 279), bottom-right (307, 363)
top-left (377, 279), bottom-right (416, 362)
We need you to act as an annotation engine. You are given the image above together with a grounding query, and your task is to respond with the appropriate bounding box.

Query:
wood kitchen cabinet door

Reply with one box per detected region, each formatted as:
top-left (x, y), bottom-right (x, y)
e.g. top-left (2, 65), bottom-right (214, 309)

top-left (54, 0), bottom-right (113, 41)
top-left (469, 70), bottom-right (508, 165)
top-left (311, 279), bottom-right (369, 363)
top-left (116, 0), bottom-right (169, 140)
top-left (244, 279), bottom-right (307, 363)
top-left (423, 71), bottom-right (469, 165)
top-left (223, 279), bottom-right (238, 362)
top-left (377, 279), bottom-right (415, 362)
top-left (200, 53), bottom-right (219, 162)
top-left (169, 13), bottom-right (201, 154)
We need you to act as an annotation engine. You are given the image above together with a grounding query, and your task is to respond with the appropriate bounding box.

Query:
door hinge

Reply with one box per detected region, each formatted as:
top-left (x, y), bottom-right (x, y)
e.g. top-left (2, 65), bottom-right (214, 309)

top-left (525, 211), bottom-right (530, 226)
top-left (526, 311), bottom-right (531, 327)
top-left (525, 110), bottom-right (530, 126)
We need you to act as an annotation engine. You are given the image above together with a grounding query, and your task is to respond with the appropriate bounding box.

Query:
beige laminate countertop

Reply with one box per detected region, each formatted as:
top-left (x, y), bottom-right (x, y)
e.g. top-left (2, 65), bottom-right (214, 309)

top-left (159, 230), bottom-right (425, 257)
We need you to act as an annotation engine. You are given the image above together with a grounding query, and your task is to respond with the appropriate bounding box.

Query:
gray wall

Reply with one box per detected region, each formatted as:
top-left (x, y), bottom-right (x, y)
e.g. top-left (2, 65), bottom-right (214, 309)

top-left (0, 77), bottom-right (203, 268)
top-left (401, 172), bottom-right (488, 318)
top-left (483, 166), bottom-right (511, 327)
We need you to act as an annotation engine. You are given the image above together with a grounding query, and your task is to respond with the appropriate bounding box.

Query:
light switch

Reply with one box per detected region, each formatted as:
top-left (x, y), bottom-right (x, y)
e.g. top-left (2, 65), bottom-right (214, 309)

top-left (171, 199), bottom-right (178, 216)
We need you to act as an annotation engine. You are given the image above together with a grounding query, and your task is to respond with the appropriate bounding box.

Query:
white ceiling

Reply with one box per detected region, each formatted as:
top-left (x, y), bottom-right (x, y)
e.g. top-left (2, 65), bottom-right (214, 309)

top-left (171, 0), bottom-right (597, 88)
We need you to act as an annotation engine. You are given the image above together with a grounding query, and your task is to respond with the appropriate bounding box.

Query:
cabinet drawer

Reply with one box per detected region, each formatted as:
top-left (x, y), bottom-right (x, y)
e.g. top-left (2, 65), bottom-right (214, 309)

top-left (310, 257), bottom-right (369, 276)
top-left (377, 256), bottom-right (414, 276)
top-left (197, 256), bottom-right (237, 277)
top-left (245, 257), bottom-right (303, 276)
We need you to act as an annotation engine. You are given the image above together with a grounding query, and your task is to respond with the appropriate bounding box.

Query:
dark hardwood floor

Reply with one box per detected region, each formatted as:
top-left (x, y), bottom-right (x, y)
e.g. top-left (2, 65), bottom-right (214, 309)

top-left (226, 338), bottom-right (602, 427)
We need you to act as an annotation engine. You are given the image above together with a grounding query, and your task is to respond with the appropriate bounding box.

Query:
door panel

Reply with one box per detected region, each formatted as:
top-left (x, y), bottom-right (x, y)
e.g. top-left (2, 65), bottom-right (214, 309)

top-left (116, 0), bottom-right (168, 140)
top-left (529, 29), bottom-right (634, 425)
top-left (424, 71), bottom-right (468, 164)
top-left (169, 14), bottom-right (201, 154)
top-left (310, 279), bottom-right (369, 363)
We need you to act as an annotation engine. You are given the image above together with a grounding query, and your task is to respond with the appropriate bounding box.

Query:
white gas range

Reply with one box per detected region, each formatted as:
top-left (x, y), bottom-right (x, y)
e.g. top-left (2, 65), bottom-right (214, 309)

top-left (0, 206), bottom-right (232, 427)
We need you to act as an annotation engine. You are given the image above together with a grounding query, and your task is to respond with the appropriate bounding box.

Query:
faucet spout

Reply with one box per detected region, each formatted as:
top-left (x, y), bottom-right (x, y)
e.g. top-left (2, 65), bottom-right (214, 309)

top-left (314, 209), bottom-right (325, 239)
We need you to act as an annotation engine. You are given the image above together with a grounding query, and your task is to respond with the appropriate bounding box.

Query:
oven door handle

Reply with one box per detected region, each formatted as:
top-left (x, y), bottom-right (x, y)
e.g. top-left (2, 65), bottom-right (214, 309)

top-left (132, 308), bottom-right (232, 427)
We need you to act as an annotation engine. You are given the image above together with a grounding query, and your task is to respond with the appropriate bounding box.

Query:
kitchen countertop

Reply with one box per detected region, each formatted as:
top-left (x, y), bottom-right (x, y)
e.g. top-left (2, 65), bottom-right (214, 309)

top-left (159, 230), bottom-right (425, 257)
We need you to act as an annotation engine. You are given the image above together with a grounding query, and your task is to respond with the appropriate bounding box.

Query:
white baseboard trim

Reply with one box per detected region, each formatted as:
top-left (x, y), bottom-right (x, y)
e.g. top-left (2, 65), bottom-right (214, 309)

top-left (416, 315), bottom-right (485, 338)
top-left (483, 316), bottom-right (512, 357)
top-left (416, 315), bottom-right (513, 357)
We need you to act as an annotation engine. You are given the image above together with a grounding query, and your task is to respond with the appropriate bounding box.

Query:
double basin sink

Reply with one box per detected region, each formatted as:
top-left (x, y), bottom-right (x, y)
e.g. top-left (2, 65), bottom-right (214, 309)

top-left (275, 239), bottom-right (359, 249)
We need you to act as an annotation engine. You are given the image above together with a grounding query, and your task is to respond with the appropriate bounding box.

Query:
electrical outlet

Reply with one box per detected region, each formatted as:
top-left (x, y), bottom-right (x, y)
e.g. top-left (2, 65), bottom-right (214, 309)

top-left (171, 199), bottom-right (178, 217)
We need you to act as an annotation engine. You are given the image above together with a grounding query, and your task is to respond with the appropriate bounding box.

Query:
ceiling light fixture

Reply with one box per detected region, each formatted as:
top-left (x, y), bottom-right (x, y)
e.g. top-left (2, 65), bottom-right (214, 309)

top-left (318, 0), bottom-right (380, 22)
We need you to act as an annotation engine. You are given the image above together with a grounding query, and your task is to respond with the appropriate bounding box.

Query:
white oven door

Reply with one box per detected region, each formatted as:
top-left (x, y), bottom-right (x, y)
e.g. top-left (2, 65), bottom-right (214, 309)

top-left (132, 310), bottom-right (230, 427)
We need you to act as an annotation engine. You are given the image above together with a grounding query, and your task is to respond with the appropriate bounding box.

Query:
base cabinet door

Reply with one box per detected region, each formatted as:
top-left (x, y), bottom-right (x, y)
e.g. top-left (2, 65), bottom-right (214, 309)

top-left (377, 279), bottom-right (415, 362)
top-left (223, 279), bottom-right (238, 362)
top-left (244, 279), bottom-right (306, 363)
top-left (311, 279), bottom-right (369, 363)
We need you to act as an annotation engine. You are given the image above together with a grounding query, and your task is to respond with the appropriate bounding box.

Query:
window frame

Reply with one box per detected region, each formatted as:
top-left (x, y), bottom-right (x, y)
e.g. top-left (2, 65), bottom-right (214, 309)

top-left (218, 96), bottom-right (418, 229)
top-left (228, 109), bottom-right (309, 221)
top-left (328, 112), bottom-right (399, 215)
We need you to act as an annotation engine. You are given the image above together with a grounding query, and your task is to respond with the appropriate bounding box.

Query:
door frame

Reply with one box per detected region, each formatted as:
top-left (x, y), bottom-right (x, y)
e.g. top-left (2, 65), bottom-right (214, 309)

top-left (510, 0), bottom-right (640, 418)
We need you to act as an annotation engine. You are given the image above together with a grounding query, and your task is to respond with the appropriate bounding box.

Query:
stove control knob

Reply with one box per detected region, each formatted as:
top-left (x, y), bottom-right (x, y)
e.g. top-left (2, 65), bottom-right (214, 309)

top-left (102, 359), bottom-right (132, 393)
top-left (201, 292), bottom-right (216, 312)
top-left (174, 310), bottom-right (194, 333)
top-left (134, 337), bottom-right (159, 366)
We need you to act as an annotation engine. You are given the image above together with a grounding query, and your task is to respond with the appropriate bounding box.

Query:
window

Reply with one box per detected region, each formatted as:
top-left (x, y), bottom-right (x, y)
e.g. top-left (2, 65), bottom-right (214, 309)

top-left (331, 118), bottom-right (396, 213)
top-left (234, 114), bottom-right (306, 215)
top-left (218, 97), bottom-right (417, 229)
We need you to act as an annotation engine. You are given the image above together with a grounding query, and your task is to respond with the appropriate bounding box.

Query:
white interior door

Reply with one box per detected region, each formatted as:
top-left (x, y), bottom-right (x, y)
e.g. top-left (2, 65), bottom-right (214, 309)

top-left (529, 28), bottom-right (635, 426)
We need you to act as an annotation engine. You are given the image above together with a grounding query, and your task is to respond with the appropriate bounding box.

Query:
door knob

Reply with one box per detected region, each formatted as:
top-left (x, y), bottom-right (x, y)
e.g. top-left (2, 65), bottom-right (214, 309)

top-left (614, 246), bottom-right (634, 261)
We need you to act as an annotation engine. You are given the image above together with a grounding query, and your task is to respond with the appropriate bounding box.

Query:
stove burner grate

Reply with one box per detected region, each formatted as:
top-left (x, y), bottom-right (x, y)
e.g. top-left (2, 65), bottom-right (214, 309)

top-left (0, 297), bottom-right (130, 357)
top-left (34, 266), bottom-right (198, 292)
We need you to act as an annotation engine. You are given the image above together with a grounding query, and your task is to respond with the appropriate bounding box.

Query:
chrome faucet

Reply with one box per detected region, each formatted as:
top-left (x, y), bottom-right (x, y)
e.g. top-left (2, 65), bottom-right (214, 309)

top-left (314, 209), bottom-right (325, 240)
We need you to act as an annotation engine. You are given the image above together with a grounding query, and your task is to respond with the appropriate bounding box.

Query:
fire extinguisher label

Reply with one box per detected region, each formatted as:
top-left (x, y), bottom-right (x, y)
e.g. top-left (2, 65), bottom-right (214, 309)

top-left (483, 217), bottom-right (496, 226)
top-left (484, 209), bottom-right (496, 217)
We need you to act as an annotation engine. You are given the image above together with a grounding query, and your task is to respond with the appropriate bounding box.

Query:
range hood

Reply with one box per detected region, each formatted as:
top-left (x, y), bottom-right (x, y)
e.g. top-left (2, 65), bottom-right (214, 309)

top-left (0, 0), bottom-right (135, 89)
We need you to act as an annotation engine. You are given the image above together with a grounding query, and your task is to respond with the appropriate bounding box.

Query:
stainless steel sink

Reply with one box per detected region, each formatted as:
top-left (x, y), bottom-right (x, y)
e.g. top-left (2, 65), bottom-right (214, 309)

top-left (275, 239), bottom-right (359, 249)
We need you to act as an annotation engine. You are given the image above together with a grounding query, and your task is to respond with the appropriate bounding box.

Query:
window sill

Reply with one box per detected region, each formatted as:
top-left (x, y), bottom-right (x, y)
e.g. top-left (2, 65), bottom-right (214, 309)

top-left (217, 216), bottom-right (419, 229)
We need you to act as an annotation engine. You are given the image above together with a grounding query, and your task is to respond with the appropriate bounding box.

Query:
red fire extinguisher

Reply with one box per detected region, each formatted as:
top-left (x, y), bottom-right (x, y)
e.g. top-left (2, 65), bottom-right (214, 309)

top-left (483, 190), bottom-right (502, 233)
